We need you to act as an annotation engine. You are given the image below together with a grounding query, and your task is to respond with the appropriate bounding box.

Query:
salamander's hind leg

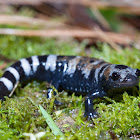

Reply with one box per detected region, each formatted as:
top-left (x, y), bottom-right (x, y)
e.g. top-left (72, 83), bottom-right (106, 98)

top-left (84, 90), bottom-right (107, 120)
top-left (47, 81), bottom-right (63, 105)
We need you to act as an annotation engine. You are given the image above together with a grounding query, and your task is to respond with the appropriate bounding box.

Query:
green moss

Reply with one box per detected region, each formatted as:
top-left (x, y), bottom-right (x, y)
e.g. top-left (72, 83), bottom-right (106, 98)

top-left (0, 36), bottom-right (79, 60)
top-left (0, 36), bottom-right (140, 139)
top-left (100, 9), bottom-right (122, 32)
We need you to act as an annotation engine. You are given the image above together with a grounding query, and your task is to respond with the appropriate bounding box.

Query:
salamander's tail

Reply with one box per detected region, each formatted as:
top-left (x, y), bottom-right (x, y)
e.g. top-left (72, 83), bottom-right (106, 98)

top-left (0, 56), bottom-right (37, 99)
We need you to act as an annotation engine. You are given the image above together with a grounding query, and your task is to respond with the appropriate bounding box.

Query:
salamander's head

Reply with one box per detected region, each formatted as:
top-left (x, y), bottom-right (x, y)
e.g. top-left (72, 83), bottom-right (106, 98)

top-left (102, 64), bottom-right (140, 94)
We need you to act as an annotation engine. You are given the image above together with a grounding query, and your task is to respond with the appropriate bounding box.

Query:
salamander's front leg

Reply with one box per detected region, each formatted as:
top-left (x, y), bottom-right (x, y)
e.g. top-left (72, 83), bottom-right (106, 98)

top-left (84, 90), bottom-right (107, 119)
top-left (47, 81), bottom-right (63, 105)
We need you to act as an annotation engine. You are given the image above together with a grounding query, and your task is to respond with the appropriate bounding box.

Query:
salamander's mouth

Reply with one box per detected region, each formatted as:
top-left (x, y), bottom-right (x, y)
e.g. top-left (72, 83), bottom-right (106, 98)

top-left (119, 76), bottom-right (139, 87)
top-left (116, 80), bottom-right (139, 88)
top-left (110, 76), bottom-right (139, 88)
top-left (107, 78), bottom-right (139, 95)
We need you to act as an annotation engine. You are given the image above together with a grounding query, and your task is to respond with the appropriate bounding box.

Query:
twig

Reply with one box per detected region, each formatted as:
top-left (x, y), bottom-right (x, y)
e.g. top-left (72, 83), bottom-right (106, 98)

top-left (91, 8), bottom-right (110, 30)
top-left (0, 28), bottom-right (138, 45)
top-left (0, 0), bottom-right (40, 5)
top-left (1, 0), bottom-right (140, 14)
top-left (9, 81), bottom-right (19, 97)
top-left (0, 63), bottom-right (7, 70)
top-left (0, 15), bottom-right (66, 29)
top-left (94, 27), bottom-right (121, 52)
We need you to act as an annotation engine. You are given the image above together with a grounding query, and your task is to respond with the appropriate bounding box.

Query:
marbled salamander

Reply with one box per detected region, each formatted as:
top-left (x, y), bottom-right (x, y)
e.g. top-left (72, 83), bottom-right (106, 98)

top-left (0, 55), bottom-right (140, 119)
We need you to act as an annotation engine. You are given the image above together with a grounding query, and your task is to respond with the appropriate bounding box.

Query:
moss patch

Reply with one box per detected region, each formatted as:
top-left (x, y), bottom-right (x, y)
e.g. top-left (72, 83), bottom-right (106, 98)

top-left (0, 36), bottom-right (140, 139)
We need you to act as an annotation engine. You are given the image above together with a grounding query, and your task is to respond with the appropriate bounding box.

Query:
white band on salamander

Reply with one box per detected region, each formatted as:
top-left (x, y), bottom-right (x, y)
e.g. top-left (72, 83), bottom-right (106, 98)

top-left (20, 58), bottom-right (31, 76)
top-left (66, 56), bottom-right (81, 76)
top-left (82, 60), bottom-right (102, 79)
top-left (45, 55), bottom-right (57, 71)
top-left (0, 77), bottom-right (13, 91)
top-left (31, 55), bottom-right (40, 73)
top-left (6, 67), bottom-right (20, 82)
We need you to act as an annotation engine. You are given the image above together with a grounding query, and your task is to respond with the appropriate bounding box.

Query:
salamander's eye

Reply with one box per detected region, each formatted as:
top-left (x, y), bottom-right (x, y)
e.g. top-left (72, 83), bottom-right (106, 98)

top-left (135, 69), bottom-right (140, 77)
top-left (112, 72), bottom-right (120, 81)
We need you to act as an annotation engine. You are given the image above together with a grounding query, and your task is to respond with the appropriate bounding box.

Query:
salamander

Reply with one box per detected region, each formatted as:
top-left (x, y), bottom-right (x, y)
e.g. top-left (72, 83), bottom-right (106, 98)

top-left (0, 55), bottom-right (140, 119)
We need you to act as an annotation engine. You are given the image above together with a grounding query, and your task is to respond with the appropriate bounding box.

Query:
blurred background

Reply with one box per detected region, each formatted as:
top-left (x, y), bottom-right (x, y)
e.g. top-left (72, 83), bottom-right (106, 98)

top-left (0, 0), bottom-right (140, 49)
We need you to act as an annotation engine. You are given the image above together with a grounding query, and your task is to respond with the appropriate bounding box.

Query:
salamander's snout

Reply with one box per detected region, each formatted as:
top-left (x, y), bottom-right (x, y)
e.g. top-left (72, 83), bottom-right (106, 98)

top-left (109, 72), bottom-right (139, 89)
top-left (135, 69), bottom-right (140, 77)
top-left (121, 74), bottom-right (139, 86)
top-left (108, 66), bottom-right (140, 88)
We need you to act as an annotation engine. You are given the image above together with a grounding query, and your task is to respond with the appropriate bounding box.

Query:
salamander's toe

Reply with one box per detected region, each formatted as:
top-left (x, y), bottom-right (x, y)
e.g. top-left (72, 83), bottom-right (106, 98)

top-left (84, 111), bottom-right (98, 120)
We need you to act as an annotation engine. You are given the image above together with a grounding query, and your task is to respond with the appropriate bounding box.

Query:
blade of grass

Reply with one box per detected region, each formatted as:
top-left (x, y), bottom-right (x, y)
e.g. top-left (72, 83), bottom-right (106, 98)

top-left (39, 105), bottom-right (65, 138)
top-left (27, 97), bottom-right (39, 109)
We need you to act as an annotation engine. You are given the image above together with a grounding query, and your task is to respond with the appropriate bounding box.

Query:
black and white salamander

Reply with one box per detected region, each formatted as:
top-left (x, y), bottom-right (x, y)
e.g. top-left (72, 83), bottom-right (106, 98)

top-left (0, 55), bottom-right (140, 119)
